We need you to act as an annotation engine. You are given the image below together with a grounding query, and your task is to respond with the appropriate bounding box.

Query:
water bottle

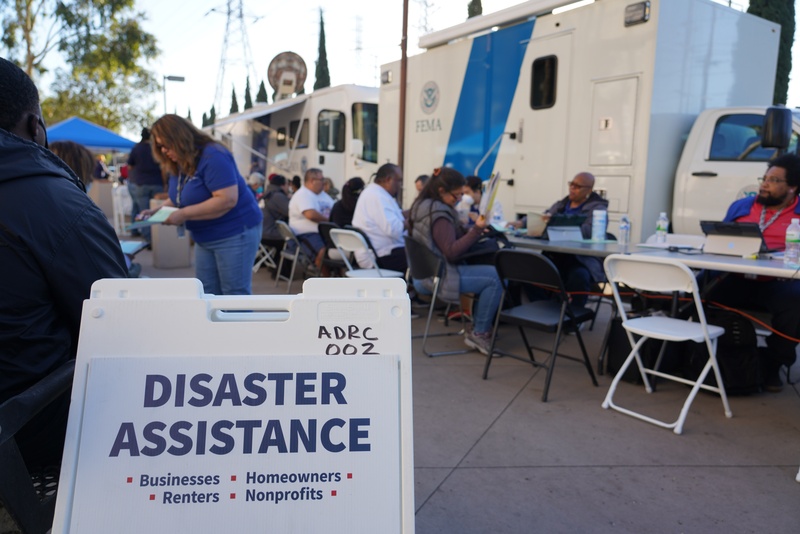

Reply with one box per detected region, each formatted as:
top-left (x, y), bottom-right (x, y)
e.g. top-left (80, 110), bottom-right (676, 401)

top-left (618, 214), bottom-right (631, 245)
top-left (591, 210), bottom-right (607, 241)
top-left (491, 201), bottom-right (504, 227)
top-left (784, 218), bottom-right (800, 267)
top-left (655, 212), bottom-right (669, 244)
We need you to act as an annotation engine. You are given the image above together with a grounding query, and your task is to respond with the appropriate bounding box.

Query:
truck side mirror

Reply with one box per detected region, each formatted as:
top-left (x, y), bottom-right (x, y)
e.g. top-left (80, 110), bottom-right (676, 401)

top-left (762, 106), bottom-right (792, 150)
top-left (350, 139), bottom-right (364, 159)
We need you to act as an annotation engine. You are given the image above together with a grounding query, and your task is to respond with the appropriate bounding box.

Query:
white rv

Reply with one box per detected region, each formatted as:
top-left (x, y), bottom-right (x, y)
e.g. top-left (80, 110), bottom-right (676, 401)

top-left (379, 0), bottom-right (800, 239)
top-left (208, 84), bottom-right (379, 188)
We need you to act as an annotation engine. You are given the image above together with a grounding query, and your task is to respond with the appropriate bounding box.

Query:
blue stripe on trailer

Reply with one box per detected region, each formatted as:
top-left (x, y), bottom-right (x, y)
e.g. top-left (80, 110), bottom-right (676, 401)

top-left (443, 19), bottom-right (535, 180)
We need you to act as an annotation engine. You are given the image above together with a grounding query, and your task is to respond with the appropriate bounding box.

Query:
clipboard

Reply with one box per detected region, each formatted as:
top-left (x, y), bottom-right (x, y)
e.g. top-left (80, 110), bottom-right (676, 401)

top-left (126, 206), bottom-right (178, 230)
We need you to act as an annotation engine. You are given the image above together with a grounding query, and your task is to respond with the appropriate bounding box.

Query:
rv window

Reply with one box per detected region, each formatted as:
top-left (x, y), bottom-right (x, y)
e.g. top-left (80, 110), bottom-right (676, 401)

top-left (709, 114), bottom-right (799, 161)
top-left (318, 110), bottom-right (345, 153)
top-left (531, 55), bottom-right (557, 110)
top-left (276, 127), bottom-right (287, 147)
top-left (352, 102), bottom-right (378, 163)
top-left (289, 119), bottom-right (309, 149)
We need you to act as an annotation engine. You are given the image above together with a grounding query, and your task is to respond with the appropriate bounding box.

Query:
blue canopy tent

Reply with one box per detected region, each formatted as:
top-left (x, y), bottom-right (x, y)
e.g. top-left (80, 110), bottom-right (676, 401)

top-left (47, 116), bottom-right (135, 153)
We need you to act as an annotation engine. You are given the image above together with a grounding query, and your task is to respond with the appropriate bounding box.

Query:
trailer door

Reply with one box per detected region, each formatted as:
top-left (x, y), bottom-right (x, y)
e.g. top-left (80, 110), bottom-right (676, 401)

top-left (515, 32), bottom-right (573, 210)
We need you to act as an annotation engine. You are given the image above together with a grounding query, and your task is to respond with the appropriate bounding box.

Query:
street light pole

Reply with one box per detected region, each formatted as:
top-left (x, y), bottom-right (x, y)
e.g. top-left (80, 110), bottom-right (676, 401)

top-left (162, 75), bottom-right (186, 115)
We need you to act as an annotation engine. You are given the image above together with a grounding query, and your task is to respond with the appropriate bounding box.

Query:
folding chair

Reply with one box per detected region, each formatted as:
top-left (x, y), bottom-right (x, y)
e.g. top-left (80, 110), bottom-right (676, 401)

top-left (329, 229), bottom-right (404, 278)
top-left (404, 236), bottom-right (470, 357)
top-left (601, 254), bottom-right (732, 434)
top-left (274, 221), bottom-right (313, 293)
top-left (0, 359), bottom-right (74, 534)
top-left (252, 242), bottom-right (278, 274)
top-left (484, 249), bottom-right (598, 402)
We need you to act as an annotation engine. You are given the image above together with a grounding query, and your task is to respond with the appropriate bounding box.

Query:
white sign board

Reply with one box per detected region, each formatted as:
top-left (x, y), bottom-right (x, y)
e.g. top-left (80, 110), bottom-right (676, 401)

top-left (53, 278), bottom-right (414, 533)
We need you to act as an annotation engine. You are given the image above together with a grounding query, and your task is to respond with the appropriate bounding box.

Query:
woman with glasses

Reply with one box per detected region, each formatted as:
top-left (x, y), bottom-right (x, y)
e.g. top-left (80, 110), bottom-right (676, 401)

top-left (408, 167), bottom-right (502, 355)
top-left (141, 114), bottom-right (263, 295)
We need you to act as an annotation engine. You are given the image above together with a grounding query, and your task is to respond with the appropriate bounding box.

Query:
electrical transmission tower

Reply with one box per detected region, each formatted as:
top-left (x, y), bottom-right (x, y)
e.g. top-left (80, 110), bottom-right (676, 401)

top-left (207, 0), bottom-right (259, 114)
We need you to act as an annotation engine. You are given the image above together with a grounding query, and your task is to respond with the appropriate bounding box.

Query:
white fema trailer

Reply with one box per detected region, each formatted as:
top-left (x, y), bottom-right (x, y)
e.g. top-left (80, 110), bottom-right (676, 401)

top-left (207, 84), bottom-right (379, 188)
top-left (378, 0), bottom-right (800, 240)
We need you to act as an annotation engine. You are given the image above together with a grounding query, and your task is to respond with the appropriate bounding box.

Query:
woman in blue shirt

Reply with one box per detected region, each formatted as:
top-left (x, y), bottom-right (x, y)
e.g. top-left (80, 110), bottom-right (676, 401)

top-left (143, 115), bottom-right (262, 294)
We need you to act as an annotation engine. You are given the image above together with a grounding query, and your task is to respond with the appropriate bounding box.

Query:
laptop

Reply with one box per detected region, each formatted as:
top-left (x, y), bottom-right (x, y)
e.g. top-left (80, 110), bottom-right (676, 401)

top-left (545, 214), bottom-right (586, 242)
top-left (700, 220), bottom-right (766, 257)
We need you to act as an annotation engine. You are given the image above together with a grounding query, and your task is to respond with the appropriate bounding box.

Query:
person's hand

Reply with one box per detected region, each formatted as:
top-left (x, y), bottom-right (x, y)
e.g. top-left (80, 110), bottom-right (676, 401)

top-left (164, 209), bottom-right (187, 226)
top-left (507, 220), bottom-right (524, 229)
top-left (135, 208), bottom-right (156, 221)
top-left (469, 212), bottom-right (479, 222)
top-left (474, 214), bottom-right (488, 230)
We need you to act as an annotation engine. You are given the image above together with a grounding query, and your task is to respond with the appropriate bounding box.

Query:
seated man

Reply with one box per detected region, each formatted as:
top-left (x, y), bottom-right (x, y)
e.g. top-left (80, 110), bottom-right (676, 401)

top-left (351, 163), bottom-right (407, 272)
top-left (288, 167), bottom-right (333, 264)
top-left (511, 172), bottom-right (608, 306)
top-left (0, 58), bottom-right (129, 471)
top-left (704, 154), bottom-right (800, 392)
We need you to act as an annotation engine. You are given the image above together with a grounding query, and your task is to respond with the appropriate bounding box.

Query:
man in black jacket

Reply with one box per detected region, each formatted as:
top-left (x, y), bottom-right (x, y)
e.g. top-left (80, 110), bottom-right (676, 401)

top-left (0, 57), bottom-right (129, 470)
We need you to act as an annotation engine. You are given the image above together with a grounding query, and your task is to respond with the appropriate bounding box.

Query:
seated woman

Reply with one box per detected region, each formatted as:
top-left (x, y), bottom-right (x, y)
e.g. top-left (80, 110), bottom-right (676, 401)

top-left (408, 167), bottom-right (503, 354)
top-left (329, 177), bottom-right (364, 227)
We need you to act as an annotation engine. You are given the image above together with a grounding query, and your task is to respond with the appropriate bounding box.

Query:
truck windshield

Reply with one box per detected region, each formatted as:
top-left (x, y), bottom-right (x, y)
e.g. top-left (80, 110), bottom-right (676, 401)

top-left (352, 102), bottom-right (378, 163)
top-left (709, 113), bottom-right (799, 161)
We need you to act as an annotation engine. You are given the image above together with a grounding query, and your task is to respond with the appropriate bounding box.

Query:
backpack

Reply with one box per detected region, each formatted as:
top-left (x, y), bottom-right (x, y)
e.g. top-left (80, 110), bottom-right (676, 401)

top-left (685, 310), bottom-right (761, 395)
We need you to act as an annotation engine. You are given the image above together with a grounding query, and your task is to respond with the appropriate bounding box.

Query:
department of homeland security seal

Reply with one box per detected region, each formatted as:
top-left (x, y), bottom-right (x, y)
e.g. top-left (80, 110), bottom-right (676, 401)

top-left (420, 81), bottom-right (439, 115)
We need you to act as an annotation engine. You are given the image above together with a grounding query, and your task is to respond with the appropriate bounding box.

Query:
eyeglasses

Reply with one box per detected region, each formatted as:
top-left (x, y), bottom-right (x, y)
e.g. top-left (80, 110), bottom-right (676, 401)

top-left (757, 176), bottom-right (787, 185)
top-left (568, 181), bottom-right (591, 189)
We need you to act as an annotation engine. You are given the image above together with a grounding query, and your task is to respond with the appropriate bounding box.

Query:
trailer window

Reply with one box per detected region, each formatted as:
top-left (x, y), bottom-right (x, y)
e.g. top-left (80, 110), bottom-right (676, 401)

top-left (289, 120), bottom-right (308, 149)
top-left (709, 114), bottom-right (799, 161)
top-left (276, 127), bottom-right (287, 147)
top-left (531, 55), bottom-right (557, 110)
top-left (318, 110), bottom-right (345, 153)
top-left (352, 102), bottom-right (378, 163)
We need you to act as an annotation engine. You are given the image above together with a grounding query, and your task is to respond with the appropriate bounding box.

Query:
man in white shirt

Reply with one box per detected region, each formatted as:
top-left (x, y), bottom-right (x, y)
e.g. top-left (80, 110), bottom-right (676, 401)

top-left (288, 168), bottom-right (333, 262)
top-left (352, 163), bottom-right (407, 271)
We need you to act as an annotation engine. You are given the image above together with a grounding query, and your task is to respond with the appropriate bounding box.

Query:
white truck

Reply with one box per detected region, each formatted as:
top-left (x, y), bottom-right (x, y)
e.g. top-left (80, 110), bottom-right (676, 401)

top-left (378, 0), bottom-right (800, 240)
top-left (207, 84), bottom-right (379, 188)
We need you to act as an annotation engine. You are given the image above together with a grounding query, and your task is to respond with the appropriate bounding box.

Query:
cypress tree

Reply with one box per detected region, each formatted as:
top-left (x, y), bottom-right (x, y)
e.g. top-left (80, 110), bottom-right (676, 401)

top-left (747, 0), bottom-right (795, 104)
top-left (209, 105), bottom-right (216, 125)
top-left (230, 88), bottom-right (239, 114)
top-left (256, 80), bottom-right (268, 103)
top-left (187, 109), bottom-right (193, 123)
top-left (244, 77), bottom-right (253, 110)
top-left (314, 8), bottom-right (331, 90)
top-left (202, 112), bottom-right (208, 127)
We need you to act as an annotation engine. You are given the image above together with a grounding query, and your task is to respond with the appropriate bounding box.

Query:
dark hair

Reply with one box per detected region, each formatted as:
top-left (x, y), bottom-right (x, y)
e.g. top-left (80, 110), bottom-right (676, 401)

top-left (269, 173), bottom-right (287, 186)
top-left (304, 168), bottom-right (323, 183)
top-left (374, 163), bottom-right (400, 184)
top-left (769, 154), bottom-right (800, 189)
top-left (465, 176), bottom-right (482, 192)
top-left (291, 175), bottom-right (302, 190)
top-left (415, 174), bottom-right (429, 185)
top-left (141, 127), bottom-right (151, 141)
top-left (341, 177), bottom-right (365, 211)
top-left (416, 167), bottom-right (465, 202)
top-left (50, 141), bottom-right (95, 186)
top-left (0, 57), bottom-right (40, 132)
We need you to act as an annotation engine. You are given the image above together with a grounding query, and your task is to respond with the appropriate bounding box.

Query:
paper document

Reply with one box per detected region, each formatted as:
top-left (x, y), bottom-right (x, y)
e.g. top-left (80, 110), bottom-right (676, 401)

top-left (482, 172), bottom-right (501, 217)
top-left (126, 206), bottom-right (178, 230)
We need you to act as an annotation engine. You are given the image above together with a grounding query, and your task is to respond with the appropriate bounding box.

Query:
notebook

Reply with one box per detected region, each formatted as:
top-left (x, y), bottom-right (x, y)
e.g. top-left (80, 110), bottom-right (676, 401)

top-left (700, 220), bottom-right (766, 257)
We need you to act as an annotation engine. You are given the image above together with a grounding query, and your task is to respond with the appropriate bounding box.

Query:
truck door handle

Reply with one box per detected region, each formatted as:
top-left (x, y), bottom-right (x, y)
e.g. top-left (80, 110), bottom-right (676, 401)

top-left (691, 171), bottom-right (718, 177)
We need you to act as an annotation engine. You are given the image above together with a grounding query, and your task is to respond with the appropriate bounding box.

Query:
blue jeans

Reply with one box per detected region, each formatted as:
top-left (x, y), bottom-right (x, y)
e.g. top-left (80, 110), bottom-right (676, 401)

top-left (457, 264), bottom-right (503, 334)
top-left (195, 224), bottom-right (262, 295)
top-left (128, 183), bottom-right (164, 241)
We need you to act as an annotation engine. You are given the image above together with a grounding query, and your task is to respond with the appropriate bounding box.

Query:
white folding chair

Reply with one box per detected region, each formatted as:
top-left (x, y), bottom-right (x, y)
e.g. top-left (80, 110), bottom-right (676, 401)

top-left (274, 221), bottom-right (311, 293)
top-left (252, 242), bottom-right (278, 274)
top-left (329, 228), bottom-right (404, 278)
top-left (601, 254), bottom-right (732, 435)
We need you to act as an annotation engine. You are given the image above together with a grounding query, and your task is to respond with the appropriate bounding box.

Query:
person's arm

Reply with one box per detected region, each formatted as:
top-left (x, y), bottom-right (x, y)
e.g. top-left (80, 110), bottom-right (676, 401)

top-left (302, 208), bottom-right (328, 223)
top-left (166, 185), bottom-right (238, 225)
top-left (374, 197), bottom-right (405, 239)
top-left (431, 216), bottom-right (484, 262)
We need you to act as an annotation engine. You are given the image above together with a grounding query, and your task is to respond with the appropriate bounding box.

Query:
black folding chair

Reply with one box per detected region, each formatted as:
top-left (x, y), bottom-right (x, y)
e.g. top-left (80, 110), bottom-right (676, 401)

top-left (0, 359), bottom-right (75, 534)
top-left (485, 249), bottom-right (598, 402)
top-left (404, 236), bottom-right (470, 357)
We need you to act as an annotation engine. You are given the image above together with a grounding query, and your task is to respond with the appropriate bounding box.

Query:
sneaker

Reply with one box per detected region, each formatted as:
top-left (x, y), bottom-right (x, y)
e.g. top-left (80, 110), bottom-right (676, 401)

top-left (464, 330), bottom-right (493, 355)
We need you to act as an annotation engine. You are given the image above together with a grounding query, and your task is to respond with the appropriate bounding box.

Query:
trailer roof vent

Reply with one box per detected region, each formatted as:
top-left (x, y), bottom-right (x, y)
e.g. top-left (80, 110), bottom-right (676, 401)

top-left (624, 1), bottom-right (650, 27)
